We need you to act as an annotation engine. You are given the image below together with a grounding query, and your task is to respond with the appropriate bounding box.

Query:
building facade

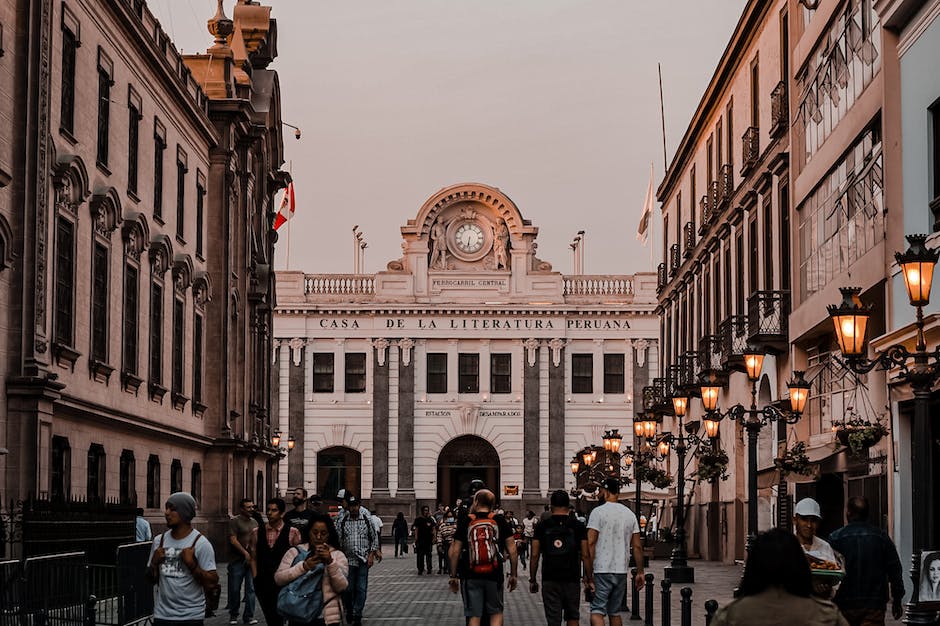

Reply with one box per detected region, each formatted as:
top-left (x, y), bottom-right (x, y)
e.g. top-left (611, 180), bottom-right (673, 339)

top-left (273, 182), bottom-right (659, 521)
top-left (0, 0), bottom-right (286, 552)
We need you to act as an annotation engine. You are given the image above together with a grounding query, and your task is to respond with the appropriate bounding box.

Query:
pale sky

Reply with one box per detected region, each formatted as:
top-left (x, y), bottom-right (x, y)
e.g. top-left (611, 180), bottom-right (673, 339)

top-left (152, 0), bottom-right (745, 276)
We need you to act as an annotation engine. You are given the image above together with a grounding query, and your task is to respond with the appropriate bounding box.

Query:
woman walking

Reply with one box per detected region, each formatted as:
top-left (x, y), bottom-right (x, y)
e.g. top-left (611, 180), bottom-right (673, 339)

top-left (391, 512), bottom-right (409, 558)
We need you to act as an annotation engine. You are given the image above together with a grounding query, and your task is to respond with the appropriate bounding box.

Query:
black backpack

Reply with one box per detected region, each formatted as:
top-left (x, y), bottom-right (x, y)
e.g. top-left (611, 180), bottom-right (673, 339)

top-left (541, 518), bottom-right (577, 557)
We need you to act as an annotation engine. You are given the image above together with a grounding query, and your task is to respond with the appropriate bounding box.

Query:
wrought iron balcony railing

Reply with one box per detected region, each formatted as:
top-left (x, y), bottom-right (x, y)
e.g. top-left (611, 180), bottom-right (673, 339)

top-left (698, 194), bottom-right (711, 236)
top-left (669, 243), bottom-right (681, 276)
top-left (657, 262), bottom-right (667, 290)
top-left (678, 351), bottom-right (701, 390)
top-left (718, 164), bottom-right (733, 209)
top-left (741, 126), bottom-right (760, 175)
top-left (697, 334), bottom-right (724, 375)
top-left (747, 290), bottom-right (790, 354)
top-left (683, 222), bottom-right (696, 258)
top-left (718, 314), bottom-right (748, 371)
top-left (770, 81), bottom-right (788, 138)
top-left (708, 180), bottom-right (720, 218)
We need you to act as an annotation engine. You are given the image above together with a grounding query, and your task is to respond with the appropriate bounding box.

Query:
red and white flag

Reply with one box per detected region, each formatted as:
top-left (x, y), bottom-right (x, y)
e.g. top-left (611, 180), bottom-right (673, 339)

top-left (273, 182), bottom-right (295, 231)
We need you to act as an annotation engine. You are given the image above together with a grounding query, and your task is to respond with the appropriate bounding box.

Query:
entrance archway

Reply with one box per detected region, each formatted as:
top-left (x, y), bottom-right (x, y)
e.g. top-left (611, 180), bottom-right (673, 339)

top-left (437, 435), bottom-right (500, 508)
top-left (317, 447), bottom-right (361, 500)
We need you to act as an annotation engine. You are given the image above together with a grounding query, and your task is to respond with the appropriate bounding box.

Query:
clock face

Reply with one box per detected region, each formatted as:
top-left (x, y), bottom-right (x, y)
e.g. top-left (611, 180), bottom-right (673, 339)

top-left (454, 222), bottom-right (485, 253)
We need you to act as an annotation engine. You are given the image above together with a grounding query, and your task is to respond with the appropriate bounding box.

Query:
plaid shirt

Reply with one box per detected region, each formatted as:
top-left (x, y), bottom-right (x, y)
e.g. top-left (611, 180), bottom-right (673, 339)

top-left (338, 513), bottom-right (377, 565)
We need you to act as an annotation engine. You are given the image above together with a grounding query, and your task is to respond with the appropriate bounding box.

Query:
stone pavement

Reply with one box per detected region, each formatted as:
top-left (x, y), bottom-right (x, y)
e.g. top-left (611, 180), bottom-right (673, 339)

top-left (209, 547), bottom-right (904, 625)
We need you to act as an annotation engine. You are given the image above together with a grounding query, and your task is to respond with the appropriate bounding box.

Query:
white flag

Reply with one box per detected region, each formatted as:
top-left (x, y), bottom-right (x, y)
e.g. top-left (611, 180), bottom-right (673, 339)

top-left (636, 163), bottom-right (655, 244)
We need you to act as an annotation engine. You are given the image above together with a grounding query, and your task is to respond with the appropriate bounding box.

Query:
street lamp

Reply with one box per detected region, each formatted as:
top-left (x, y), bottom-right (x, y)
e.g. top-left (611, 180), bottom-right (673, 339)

top-left (287, 435), bottom-right (296, 451)
top-left (271, 430), bottom-right (281, 448)
top-left (829, 234), bottom-right (940, 621)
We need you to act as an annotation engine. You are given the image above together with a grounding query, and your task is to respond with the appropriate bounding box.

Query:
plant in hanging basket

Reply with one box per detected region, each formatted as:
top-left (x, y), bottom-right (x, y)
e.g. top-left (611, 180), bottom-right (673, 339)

top-left (695, 449), bottom-right (730, 483)
top-left (636, 465), bottom-right (673, 489)
top-left (774, 442), bottom-right (813, 477)
top-left (832, 417), bottom-right (889, 458)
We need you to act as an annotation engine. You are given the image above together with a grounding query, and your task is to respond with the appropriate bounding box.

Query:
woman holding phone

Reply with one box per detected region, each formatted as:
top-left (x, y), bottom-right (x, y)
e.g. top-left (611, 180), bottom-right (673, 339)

top-left (275, 512), bottom-right (349, 626)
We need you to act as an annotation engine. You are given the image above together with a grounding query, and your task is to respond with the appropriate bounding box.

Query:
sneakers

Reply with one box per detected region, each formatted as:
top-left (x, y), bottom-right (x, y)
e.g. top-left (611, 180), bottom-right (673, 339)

top-left (229, 620), bottom-right (237, 625)
top-left (248, 620), bottom-right (259, 625)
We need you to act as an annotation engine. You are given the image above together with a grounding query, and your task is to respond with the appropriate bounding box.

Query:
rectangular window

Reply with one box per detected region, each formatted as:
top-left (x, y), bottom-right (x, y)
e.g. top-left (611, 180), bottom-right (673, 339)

top-left (726, 100), bottom-right (734, 174)
top-left (172, 298), bottom-right (184, 394)
top-left (191, 463), bottom-right (202, 503)
top-left (458, 353), bottom-right (479, 393)
top-left (119, 449), bottom-right (135, 505)
top-left (51, 436), bottom-right (71, 501)
top-left (128, 105), bottom-right (140, 195)
top-left (60, 29), bottom-right (77, 135)
top-left (170, 459), bottom-right (182, 494)
top-left (146, 455), bottom-right (160, 509)
top-left (87, 444), bottom-right (105, 502)
top-left (736, 233), bottom-right (745, 314)
top-left (751, 60), bottom-right (760, 127)
top-left (749, 219), bottom-right (759, 294)
top-left (571, 354), bottom-right (593, 394)
top-left (724, 246), bottom-right (732, 319)
top-left (313, 353), bottom-right (335, 393)
top-left (193, 313), bottom-right (203, 403)
top-left (195, 180), bottom-right (205, 255)
top-left (123, 265), bottom-right (139, 373)
top-left (176, 152), bottom-right (187, 240)
top-left (426, 353), bottom-right (448, 394)
top-left (344, 353), bottom-right (366, 393)
top-left (490, 353), bottom-right (511, 394)
top-left (153, 127), bottom-right (166, 219)
top-left (764, 199), bottom-right (775, 290)
top-left (96, 68), bottom-right (110, 166)
top-left (91, 243), bottom-right (109, 363)
top-left (54, 217), bottom-right (75, 346)
top-left (716, 118), bottom-right (723, 167)
top-left (603, 354), bottom-right (625, 394)
top-left (706, 136), bottom-right (714, 183)
top-left (780, 183), bottom-right (791, 291)
top-left (689, 165), bottom-right (697, 227)
top-left (714, 255), bottom-right (722, 327)
top-left (149, 283), bottom-right (163, 385)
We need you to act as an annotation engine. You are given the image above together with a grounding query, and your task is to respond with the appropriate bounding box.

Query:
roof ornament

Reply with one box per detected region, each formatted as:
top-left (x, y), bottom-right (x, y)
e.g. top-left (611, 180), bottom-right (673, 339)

top-left (207, 0), bottom-right (234, 58)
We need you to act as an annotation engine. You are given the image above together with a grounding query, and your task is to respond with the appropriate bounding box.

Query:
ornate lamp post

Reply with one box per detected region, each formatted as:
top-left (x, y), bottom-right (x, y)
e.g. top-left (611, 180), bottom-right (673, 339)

top-left (828, 234), bottom-right (940, 624)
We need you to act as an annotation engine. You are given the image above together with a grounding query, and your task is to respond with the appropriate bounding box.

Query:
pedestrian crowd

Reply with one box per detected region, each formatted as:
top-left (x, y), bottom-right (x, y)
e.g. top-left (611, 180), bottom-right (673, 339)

top-left (145, 482), bottom-right (910, 626)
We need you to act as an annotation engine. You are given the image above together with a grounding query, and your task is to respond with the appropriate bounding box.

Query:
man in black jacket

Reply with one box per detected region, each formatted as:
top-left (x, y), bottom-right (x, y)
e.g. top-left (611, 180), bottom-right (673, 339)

top-left (828, 496), bottom-right (905, 625)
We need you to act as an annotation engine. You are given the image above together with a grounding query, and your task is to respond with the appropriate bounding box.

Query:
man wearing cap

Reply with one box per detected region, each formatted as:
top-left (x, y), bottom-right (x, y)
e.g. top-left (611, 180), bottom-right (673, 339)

top-left (147, 492), bottom-right (219, 625)
top-left (793, 497), bottom-right (842, 598)
top-left (585, 478), bottom-right (645, 626)
top-left (284, 487), bottom-right (315, 537)
top-left (337, 493), bottom-right (380, 626)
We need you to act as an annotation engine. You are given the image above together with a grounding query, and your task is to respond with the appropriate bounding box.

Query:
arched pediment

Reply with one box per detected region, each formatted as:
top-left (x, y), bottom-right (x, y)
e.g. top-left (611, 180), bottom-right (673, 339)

top-left (122, 211), bottom-right (151, 261)
top-left (192, 270), bottom-right (212, 307)
top-left (52, 153), bottom-right (91, 213)
top-left (0, 213), bottom-right (16, 270)
top-left (89, 186), bottom-right (123, 237)
top-left (405, 182), bottom-right (536, 243)
top-left (172, 253), bottom-right (195, 293)
top-left (149, 234), bottom-right (174, 276)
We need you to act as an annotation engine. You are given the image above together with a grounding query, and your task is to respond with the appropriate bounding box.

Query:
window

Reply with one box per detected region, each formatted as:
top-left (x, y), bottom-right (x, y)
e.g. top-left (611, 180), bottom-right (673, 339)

top-left (128, 100), bottom-right (141, 195)
top-left (195, 175), bottom-right (205, 255)
top-left (193, 313), bottom-right (203, 403)
top-left (123, 265), bottom-right (139, 373)
top-left (604, 354), bottom-right (625, 394)
top-left (170, 459), bottom-right (182, 494)
top-left (256, 470), bottom-right (264, 505)
top-left (780, 183), bottom-right (791, 291)
top-left (723, 246), bottom-right (732, 319)
top-left (749, 219), bottom-right (758, 294)
top-left (726, 100), bottom-right (734, 174)
top-left (191, 463), bottom-right (202, 503)
top-left (153, 122), bottom-right (166, 219)
top-left (313, 353), bottom-right (334, 393)
top-left (736, 233), bottom-right (745, 314)
top-left (172, 298), bottom-right (184, 394)
top-left (426, 353), bottom-right (447, 393)
top-left (51, 436), bottom-right (71, 501)
top-left (490, 353), bottom-right (511, 394)
top-left (458, 353), bottom-right (479, 393)
top-left (146, 455), bottom-right (160, 508)
top-left (149, 282), bottom-right (163, 385)
top-left (931, 104), bottom-right (940, 231)
top-left (689, 165), bottom-right (697, 228)
top-left (764, 199), bottom-right (775, 290)
top-left (751, 59), bottom-right (760, 127)
top-left (87, 444), bottom-right (105, 502)
top-left (344, 353), bottom-right (366, 393)
top-left (716, 118), bottom-right (723, 168)
top-left (175, 149), bottom-right (187, 240)
top-left (706, 136), bottom-right (714, 183)
top-left (571, 354), bottom-right (593, 394)
top-left (60, 28), bottom-right (77, 135)
top-left (119, 449), bottom-right (135, 505)
top-left (91, 243), bottom-right (109, 363)
top-left (54, 216), bottom-right (75, 346)
top-left (96, 53), bottom-right (112, 167)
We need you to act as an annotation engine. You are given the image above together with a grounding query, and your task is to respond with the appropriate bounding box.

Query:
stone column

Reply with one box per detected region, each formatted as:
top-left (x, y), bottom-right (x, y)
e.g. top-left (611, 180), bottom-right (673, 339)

top-left (522, 339), bottom-right (540, 499)
top-left (287, 338), bottom-right (306, 488)
top-left (480, 339), bottom-right (491, 399)
top-left (372, 339), bottom-right (390, 497)
top-left (277, 341), bottom-right (290, 493)
top-left (397, 338), bottom-right (415, 498)
top-left (548, 339), bottom-right (566, 491)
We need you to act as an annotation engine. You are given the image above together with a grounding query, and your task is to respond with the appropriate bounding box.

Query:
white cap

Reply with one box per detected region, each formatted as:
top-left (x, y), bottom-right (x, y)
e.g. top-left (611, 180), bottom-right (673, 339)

top-left (794, 498), bottom-right (822, 519)
top-left (336, 488), bottom-right (347, 500)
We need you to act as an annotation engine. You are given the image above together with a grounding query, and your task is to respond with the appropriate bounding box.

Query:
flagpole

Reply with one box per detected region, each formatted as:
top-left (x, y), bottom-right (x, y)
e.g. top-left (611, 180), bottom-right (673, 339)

top-left (649, 163), bottom-right (655, 272)
top-left (658, 63), bottom-right (668, 172)
top-left (285, 160), bottom-right (292, 271)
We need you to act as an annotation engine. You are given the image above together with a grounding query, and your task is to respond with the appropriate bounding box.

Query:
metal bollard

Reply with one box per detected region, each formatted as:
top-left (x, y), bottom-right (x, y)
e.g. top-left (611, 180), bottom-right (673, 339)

top-left (660, 579), bottom-right (672, 626)
top-left (704, 599), bottom-right (719, 626)
top-left (680, 587), bottom-right (693, 626)
top-left (644, 572), bottom-right (655, 626)
top-left (630, 568), bottom-right (641, 620)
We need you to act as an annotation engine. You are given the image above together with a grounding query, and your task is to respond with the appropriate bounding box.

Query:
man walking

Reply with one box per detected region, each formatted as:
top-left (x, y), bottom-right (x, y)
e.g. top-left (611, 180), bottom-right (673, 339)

top-left (829, 496), bottom-right (905, 625)
top-left (337, 494), bottom-right (380, 626)
top-left (586, 478), bottom-right (645, 626)
top-left (529, 490), bottom-right (590, 626)
top-left (135, 508), bottom-right (152, 542)
top-left (226, 498), bottom-right (258, 625)
top-left (284, 487), bottom-right (314, 537)
top-left (147, 492), bottom-right (219, 626)
top-left (250, 498), bottom-right (301, 626)
top-left (448, 489), bottom-right (518, 626)
top-left (413, 505), bottom-right (437, 575)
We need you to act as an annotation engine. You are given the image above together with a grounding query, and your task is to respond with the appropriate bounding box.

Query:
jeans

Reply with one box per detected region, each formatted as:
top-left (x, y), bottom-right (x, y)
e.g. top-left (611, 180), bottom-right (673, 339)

top-left (394, 537), bottom-right (407, 557)
top-left (437, 541), bottom-right (451, 573)
top-left (416, 544), bottom-right (433, 574)
top-left (343, 562), bottom-right (370, 620)
top-left (226, 560), bottom-right (255, 621)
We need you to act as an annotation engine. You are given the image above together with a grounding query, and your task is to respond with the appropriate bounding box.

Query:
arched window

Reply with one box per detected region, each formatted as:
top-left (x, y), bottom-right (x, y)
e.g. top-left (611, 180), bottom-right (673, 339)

top-left (317, 447), bottom-right (361, 500)
top-left (87, 443), bottom-right (106, 502)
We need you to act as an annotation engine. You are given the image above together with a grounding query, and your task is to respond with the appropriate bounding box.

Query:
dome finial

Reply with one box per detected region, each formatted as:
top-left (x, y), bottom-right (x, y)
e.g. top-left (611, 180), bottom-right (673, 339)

top-left (207, 0), bottom-right (234, 55)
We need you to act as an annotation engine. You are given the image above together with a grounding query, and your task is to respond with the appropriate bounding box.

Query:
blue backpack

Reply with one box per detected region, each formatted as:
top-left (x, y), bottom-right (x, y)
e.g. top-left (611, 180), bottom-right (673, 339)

top-left (276, 548), bottom-right (325, 621)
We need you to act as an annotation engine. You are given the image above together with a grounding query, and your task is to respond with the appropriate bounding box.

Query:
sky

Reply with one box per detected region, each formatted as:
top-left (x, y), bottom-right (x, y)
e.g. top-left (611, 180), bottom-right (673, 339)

top-left (151, 0), bottom-right (745, 276)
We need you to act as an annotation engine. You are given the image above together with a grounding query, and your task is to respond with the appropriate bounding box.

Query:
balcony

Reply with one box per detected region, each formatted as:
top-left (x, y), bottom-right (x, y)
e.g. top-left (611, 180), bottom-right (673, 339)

top-left (747, 290), bottom-right (790, 354)
top-left (718, 164), bottom-right (733, 209)
top-left (708, 180), bottom-right (720, 217)
top-left (305, 274), bottom-right (375, 296)
top-left (683, 222), bottom-right (696, 258)
top-left (698, 195), bottom-right (711, 236)
top-left (657, 262), bottom-right (667, 290)
top-left (652, 376), bottom-right (671, 413)
top-left (697, 334), bottom-right (724, 376)
top-left (669, 243), bottom-right (681, 277)
top-left (741, 126), bottom-right (759, 175)
top-left (678, 351), bottom-right (701, 391)
top-left (718, 315), bottom-right (748, 371)
top-left (770, 81), bottom-right (787, 139)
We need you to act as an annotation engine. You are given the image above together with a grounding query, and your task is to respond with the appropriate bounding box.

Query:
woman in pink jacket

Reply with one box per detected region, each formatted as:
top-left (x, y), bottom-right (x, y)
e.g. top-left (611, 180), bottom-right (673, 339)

top-left (275, 512), bottom-right (349, 626)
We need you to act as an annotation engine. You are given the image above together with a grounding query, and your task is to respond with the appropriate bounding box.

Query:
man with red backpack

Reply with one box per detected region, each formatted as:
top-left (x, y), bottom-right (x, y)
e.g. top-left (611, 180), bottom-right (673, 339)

top-left (448, 489), bottom-right (518, 626)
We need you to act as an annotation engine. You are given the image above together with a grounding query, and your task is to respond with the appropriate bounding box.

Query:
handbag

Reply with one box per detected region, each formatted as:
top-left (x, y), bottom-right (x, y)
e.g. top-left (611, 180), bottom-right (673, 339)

top-left (277, 548), bottom-right (326, 621)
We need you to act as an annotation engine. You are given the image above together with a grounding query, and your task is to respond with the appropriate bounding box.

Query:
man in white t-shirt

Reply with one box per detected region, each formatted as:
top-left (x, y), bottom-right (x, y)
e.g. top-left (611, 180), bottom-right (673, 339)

top-left (585, 478), bottom-right (645, 626)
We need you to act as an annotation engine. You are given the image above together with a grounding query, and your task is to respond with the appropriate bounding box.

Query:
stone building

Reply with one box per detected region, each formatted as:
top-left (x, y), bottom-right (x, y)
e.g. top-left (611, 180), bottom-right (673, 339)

top-left (0, 0), bottom-right (286, 550)
top-left (273, 182), bottom-right (660, 520)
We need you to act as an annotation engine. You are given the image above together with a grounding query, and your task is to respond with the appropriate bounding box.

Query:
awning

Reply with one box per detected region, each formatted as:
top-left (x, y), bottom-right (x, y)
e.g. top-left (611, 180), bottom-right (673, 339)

top-left (756, 443), bottom-right (842, 489)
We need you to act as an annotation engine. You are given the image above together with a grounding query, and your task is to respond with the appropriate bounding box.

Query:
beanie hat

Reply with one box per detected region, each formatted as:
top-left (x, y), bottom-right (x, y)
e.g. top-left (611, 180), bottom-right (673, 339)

top-left (166, 492), bottom-right (197, 523)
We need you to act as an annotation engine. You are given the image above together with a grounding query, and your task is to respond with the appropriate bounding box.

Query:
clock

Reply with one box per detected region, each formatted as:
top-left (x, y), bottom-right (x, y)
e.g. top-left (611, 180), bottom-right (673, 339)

top-left (454, 222), bottom-right (485, 253)
top-left (445, 217), bottom-right (493, 262)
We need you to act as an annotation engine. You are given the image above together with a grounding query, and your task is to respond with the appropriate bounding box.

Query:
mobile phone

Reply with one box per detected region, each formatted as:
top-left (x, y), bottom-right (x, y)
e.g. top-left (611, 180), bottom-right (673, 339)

top-left (584, 587), bottom-right (594, 603)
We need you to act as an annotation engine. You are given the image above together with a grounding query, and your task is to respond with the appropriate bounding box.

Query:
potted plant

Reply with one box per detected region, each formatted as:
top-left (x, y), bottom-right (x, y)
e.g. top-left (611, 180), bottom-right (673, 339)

top-left (636, 465), bottom-right (673, 489)
top-left (774, 442), bottom-right (813, 477)
top-left (695, 449), bottom-right (729, 483)
top-left (833, 417), bottom-right (889, 458)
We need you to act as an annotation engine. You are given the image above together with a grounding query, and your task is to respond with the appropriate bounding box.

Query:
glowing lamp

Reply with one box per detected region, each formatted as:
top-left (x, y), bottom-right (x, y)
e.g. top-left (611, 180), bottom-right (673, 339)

top-left (271, 430), bottom-right (281, 447)
top-left (287, 435), bottom-right (296, 451)
top-left (828, 287), bottom-right (872, 358)
top-left (603, 429), bottom-right (623, 453)
top-left (743, 345), bottom-right (765, 382)
top-left (570, 459), bottom-right (580, 475)
top-left (658, 438), bottom-right (671, 457)
top-left (672, 395), bottom-right (689, 418)
top-left (787, 371), bottom-right (811, 416)
top-left (703, 415), bottom-right (722, 439)
top-left (896, 234), bottom-right (939, 307)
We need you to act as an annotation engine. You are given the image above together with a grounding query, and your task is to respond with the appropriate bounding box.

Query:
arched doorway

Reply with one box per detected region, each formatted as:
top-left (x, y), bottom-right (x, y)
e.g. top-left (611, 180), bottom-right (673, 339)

top-left (437, 435), bottom-right (500, 508)
top-left (317, 447), bottom-right (361, 500)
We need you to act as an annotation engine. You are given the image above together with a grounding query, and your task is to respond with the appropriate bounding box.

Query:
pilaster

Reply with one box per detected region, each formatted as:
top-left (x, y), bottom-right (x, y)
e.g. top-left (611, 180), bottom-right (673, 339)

top-left (372, 339), bottom-right (390, 497)
top-left (523, 341), bottom-right (540, 498)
